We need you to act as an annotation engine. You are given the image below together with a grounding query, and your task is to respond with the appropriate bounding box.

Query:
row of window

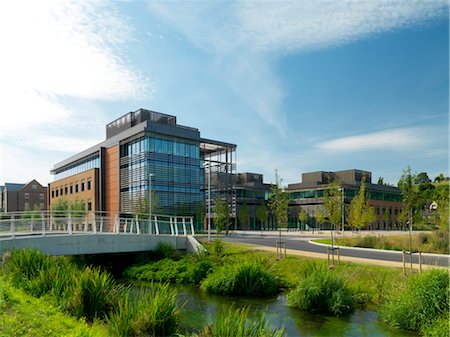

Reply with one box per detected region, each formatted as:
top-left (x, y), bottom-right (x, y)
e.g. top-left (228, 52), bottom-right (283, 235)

top-left (54, 157), bottom-right (100, 180)
top-left (51, 179), bottom-right (92, 198)
top-left (120, 136), bottom-right (200, 159)
top-left (24, 202), bottom-right (45, 210)
top-left (24, 193), bottom-right (45, 200)
top-left (375, 207), bottom-right (402, 217)
top-left (289, 188), bottom-right (402, 202)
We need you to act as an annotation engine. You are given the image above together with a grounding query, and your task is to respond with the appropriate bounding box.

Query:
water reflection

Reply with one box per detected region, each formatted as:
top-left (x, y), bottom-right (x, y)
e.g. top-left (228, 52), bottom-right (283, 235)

top-left (164, 284), bottom-right (415, 337)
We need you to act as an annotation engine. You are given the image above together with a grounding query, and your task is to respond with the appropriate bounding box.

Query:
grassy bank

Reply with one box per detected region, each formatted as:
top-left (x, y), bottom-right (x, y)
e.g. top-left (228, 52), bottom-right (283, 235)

top-left (313, 231), bottom-right (449, 254)
top-left (0, 276), bottom-right (107, 337)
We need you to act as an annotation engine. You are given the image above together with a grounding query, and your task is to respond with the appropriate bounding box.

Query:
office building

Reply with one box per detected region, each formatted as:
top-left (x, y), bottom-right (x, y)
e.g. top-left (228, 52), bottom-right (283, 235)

top-left (287, 169), bottom-right (404, 230)
top-left (49, 109), bottom-right (236, 229)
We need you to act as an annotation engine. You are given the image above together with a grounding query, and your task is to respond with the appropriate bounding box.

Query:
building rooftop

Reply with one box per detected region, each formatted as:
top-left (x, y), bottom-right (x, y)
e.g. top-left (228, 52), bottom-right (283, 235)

top-left (4, 183), bottom-right (25, 192)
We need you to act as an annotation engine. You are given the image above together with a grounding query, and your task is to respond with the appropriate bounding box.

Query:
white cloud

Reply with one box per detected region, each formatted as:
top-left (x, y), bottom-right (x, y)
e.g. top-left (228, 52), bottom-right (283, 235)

top-left (236, 1), bottom-right (447, 53)
top-left (315, 128), bottom-right (427, 152)
top-left (0, 0), bottom-right (150, 131)
top-left (148, 1), bottom-right (446, 133)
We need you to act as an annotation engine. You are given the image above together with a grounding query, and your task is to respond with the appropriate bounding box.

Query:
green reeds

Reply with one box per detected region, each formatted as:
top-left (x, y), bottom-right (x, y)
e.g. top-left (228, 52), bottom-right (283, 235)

top-left (200, 261), bottom-right (277, 296)
top-left (106, 283), bottom-right (179, 337)
top-left (380, 269), bottom-right (449, 331)
top-left (287, 265), bottom-right (354, 316)
top-left (194, 306), bottom-right (285, 337)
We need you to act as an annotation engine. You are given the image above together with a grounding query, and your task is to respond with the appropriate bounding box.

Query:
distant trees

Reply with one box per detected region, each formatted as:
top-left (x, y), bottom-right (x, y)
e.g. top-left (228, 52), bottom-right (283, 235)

top-left (238, 203), bottom-right (250, 230)
top-left (256, 204), bottom-right (268, 230)
top-left (214, 198), bottom-right (230, 235)
top-left (298, 208), bottom-right (307, 230)
top-left (315, 209), bottom-right (325, 230)
top-left (269, 170), bottom-right (288, 229)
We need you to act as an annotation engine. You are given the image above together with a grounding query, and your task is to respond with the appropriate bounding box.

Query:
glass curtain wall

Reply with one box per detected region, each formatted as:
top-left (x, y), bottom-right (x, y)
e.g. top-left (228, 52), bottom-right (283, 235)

top-left (120, 134), bottom-right (202, 215)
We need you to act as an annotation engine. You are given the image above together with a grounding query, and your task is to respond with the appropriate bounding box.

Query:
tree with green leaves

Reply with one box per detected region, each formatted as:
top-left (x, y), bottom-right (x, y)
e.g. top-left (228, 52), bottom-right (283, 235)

top-left (238, 203), bottom-right (250, 230)
top-left (398, 166), bottom-right (417, 252)
top-left (377, 177), bottom-right (385, 185)
top-left (298, 208), bottom-right (307, 231)
top-left (196, 203), bottom-right (205, 230)
top-left (214, 197), bottom-right (230, 235)
top-left (268, 170), bottom-right (288, 229)
top-left (322, 180), bottom-right (343, 245)
top-left (398, 208), bottom-right (408, 231)
top-left (364, 206), bottom-right (376, 231)
top-left (346, 178), bottom-right (367, 232)
top-left (315, 209), bottom-right (325, 231)
top-left (256, 204), bottom-right (268, 230)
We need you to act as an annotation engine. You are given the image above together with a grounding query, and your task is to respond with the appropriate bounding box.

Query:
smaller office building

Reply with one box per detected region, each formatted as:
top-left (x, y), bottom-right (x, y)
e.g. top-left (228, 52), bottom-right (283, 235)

top-left (1, 180), bottom-right (47, 212)
top-left (235, 172), bottom-right (274, 230)
top-left (287, 169), bottom-right (404, 230)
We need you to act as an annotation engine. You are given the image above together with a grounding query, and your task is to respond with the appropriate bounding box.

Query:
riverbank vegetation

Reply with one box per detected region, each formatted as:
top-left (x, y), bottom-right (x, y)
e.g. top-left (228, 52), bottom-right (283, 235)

top-left (1, 242), bottom-right (447, 337)
top-left (314, 231), bottom-right (449, 254)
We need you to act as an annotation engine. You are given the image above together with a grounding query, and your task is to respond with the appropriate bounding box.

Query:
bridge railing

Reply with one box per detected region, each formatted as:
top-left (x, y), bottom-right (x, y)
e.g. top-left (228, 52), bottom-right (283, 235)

top-left (0, 211), bottom-right (195, 239)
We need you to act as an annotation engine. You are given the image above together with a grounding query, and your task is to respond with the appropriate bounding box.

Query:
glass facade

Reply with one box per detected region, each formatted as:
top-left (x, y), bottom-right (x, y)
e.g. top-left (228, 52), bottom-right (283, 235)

top-left (119, 134), bottom-right (202, 215)
top-left (54, 156), bottom-right (99, 180)
top-left (289, 187), bottom-right (402, 202)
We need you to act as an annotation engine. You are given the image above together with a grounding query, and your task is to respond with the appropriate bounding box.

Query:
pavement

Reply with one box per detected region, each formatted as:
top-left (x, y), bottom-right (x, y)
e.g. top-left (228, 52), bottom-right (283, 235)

top-left (214, 230), bottom-right (449, 269)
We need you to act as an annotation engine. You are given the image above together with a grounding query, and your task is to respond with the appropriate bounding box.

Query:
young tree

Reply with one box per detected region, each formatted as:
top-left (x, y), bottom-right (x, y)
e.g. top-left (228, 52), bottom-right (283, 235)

top-left (268, 170), bottom-right (288, 229)
top-left (238, 203), bottom-right (250, 230)
top-left (346, 178), bottom-right (367, 232)
top-left (256, 204), bottom-right (268, 230)
top-left (398, 166), bottom-right (417, 252)
top-left (298, 208), bottom-right (308, 230)
top-left (398, 208), bottom-right (408, 230)
top-left (363, 206), bottom-right (376, 231)
top-left (214, 197), bottom-right (230, 235)
top-left (133, 192), bottom-right (160, 220)
top-left (322, 180), bottom-right (343, 245)
top-left (315, 209), bottom-right (325, 230)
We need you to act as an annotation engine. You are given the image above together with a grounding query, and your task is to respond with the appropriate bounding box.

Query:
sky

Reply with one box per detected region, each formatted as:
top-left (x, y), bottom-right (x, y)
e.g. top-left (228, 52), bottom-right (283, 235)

top-left (0, 0), bottom-right (448, 187)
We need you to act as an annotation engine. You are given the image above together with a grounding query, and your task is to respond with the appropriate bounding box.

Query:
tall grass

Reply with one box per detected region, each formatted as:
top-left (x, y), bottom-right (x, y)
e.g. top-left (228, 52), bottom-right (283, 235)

top-left (200, 261), bottom-right (277, 296)
top-left (287, 265), bottom-right (354, 316)
top-left (193, 306), bottom-right (286, 337)
top-left (67, 266), bottom-right (117, 321)
top-left (380, 269), bottom-right (449, 331)
top-left (106, 283), bottom-right (179, 337)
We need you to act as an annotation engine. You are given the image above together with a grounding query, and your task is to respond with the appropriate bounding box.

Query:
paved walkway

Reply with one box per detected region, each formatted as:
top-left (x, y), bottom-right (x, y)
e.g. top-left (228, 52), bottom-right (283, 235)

top-left (218, 231), bottom-right (449, 269)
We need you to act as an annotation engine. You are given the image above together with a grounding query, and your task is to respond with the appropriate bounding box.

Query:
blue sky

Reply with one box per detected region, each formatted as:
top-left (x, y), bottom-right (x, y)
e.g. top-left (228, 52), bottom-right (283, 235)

top-left (0, 1), bottom-right (448, 187)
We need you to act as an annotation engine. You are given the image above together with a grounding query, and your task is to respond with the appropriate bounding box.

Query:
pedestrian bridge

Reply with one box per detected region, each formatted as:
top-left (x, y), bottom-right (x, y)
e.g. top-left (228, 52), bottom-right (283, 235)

top-left (0, 211), bottom-right (203, 256)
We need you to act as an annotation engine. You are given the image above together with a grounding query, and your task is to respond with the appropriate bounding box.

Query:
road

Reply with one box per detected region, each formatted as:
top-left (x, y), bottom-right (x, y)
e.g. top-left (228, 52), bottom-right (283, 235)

top-left (220, 233), bottom-right (449, 267)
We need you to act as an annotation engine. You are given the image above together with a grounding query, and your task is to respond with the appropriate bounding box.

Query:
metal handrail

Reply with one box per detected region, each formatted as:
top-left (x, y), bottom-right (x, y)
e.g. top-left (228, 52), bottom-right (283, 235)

top-left (0, 212), bottom-right (195, 239)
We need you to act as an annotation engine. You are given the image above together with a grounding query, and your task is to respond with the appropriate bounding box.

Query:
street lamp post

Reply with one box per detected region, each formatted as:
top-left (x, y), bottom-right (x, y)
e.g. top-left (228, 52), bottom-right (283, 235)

top-left (149, 173), bottom-right (154, 234)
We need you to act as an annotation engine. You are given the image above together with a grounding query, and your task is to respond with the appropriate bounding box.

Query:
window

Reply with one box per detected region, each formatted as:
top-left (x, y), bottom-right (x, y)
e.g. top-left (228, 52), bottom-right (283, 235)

top-left (75, 183), bottom-right (79, 193)
top-left (87, 179), bottom-right (91, 190)
top-left (70, 184), bottom-right (73, 194)
top-left (56, 189), bottom-right (59, 197)
top-left (39, 193), bottom-right (44, 200)
top-left (24, 202), bottom-right (29, 210)
top-left (64, 185), bottom-right (68, 195)
top-left (24, 193), bottom-right (29, 199)
top-left (51, 190), bottom-right (54, 198)
top-left (32, 184), bottom-right (37, 190)
top-left (60, 187), bottom-right (63, 195)
top-left (40, 203), bottom-right (44, 209)
top-left (81, 180), bottom-right (85, 192)
top-left (87, 201), bottom-right (92, 211)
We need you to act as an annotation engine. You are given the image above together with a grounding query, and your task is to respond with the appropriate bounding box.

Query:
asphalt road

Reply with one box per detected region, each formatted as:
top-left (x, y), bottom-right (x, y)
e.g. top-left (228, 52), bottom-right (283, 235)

top-left (221, 234), bottom-right (449, 267)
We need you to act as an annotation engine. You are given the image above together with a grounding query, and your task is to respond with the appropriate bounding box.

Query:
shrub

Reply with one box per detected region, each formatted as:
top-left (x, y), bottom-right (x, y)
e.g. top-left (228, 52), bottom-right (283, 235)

top-left (211, 239), bottom-right (224, 257)
top-left (194, 306), bottom-right (286, 337)
top-left (201, 262), bottom-right (277, 296)
top-left (107, 283), bottom-right (179, 337)
top-left (124, 255), bottom-right (214, 285)
top-left (287, 266), bottom-right (354, 316)
top-left (381, 269), bottom-right (449, 331)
